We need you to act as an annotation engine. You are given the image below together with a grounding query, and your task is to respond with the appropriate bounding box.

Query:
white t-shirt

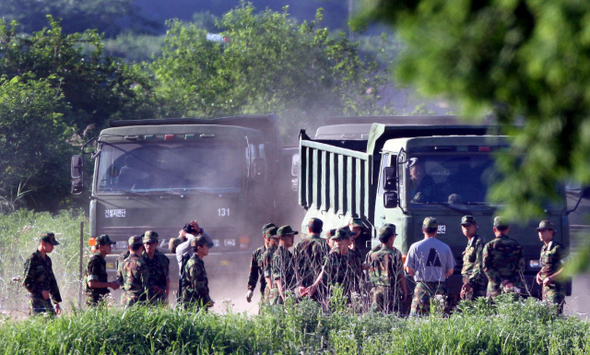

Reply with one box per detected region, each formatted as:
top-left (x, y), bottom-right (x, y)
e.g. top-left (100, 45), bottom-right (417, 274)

top-left (404, 237), bottom-right (455, 282)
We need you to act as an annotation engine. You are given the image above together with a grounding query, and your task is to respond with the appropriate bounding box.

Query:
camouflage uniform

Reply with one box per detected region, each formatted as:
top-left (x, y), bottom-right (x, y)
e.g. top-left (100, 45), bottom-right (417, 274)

top-left (143, 249), bottom-right (170, 304)
top-left (482, 234), bottom-right (525, 298)
top-left (181, 254), bottom-right (212, 307)
top-left (23, 247), bottom-right (62, 315)
top-left (260, 243), bottom-right (277, 303)
top-left (247, 245), bottom-right (267, 297)
top-left (272, 245), bottom-right (296, 304)
top-left (322, 247), bottom-right (363, 301)
top-left (538, 241), bottom-right (567, 309)
top-left (461, 235), bottom-right (487, 299)
top-left (294, 233), bottom-right (330, 302)
top-left (181, 235), bottom-right (215, 308)
top-left (84, 252), bottom-right (110, 306)
top-left (121, 252), bottom-right (149, 307)
top-left (368, 245), bottom-right (404, 313)
top-left (115, 250), bottom-right (130, 286)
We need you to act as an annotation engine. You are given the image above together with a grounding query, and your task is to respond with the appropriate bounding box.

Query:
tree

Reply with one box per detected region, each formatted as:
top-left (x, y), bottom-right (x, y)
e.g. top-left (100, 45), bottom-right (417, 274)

top-left (0, 17), bottom-right (155, 133)
top-left (151, 3), bottom-right (390, 140)
top-left (355, 0), bottom-right (590, 219)
top-left (0, 78), bottom-right (73, 211)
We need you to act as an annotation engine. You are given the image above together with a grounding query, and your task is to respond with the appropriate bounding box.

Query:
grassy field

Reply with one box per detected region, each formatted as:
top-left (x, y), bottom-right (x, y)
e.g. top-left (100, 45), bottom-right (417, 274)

top-left (0, 209), bottom-right (88, 315)
top-left (0, 295), bottom-right (588, 354)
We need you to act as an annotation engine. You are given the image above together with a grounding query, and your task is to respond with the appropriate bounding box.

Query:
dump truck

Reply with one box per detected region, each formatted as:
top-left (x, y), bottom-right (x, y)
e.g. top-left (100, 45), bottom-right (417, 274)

top-left (298, 116), bottom-right (572, 301)
top-left (71, 115), bottom-right (299, 290)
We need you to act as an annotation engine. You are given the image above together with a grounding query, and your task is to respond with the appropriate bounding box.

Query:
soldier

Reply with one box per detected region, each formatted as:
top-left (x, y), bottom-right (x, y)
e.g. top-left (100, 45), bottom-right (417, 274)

top-left (482, 216), bottom-right (526, 298)
top-left (142, 231), bottom-right (170, 305)
top-left (23, 232), bottom-right (62, 316)
top-left (535, 220), bottom-right (567, 313)
top-left (169, 225), bottom-right (189, 254)
top-left (404, 217), bottom-right (455, 316)
top-left (459, 215), bottom-right (487, 300)
top-left (84, 234), bottom-right (120, 307)
top-left (272, 225), bottom-right (298, 304)
top-left (295, 218), bottom-right (330, 300)
top-left (176, 221), bottom-right (208, 300)
top-left (181, 234), bottom-right (215, 309)
top-left (368, 224), bottom-right (408, 314)
top-left (308, 227), bottom-right (364, 307)
top-left (246, 223), bottom-right (275, 303)
top-left (260, 226), bottom-right (279, 304)
top-left (348, 217), bottom-right (364, 263)
top-left (121, 235), bottom-right (148, 308)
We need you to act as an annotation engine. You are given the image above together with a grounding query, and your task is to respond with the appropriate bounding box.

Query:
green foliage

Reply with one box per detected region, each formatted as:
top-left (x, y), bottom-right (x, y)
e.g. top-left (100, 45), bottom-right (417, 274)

top-left (355, 0), bottom-right (590, 221)
top-left (151, 3), bottom-right (390, 140)
top-left (0, 77), bottom-right (73, 210)
top-left (104, 33), bottom-right (166, 64)
top-left (0, 295), bottom-right (588, 354)
top-left (0, 0), bottom-right (145, 37)
top-left (0, 17), bottom-right (154, 132)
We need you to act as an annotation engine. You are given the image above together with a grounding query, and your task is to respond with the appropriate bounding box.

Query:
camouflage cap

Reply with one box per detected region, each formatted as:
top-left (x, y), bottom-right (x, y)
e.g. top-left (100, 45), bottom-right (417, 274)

top-left (262, 223), bottom-right (276, 234)
top-left (379, 223), bottom-right (397, 238)
top-left (96, 234), bottom-right (116, 246)
top-left (143, 230), bottom-right (159, 244)
top-left (536, 220), bottom-right (555, 231)
top-left (182, 223), bottom-right (198, 235)
top-left (326, 229), bottom-right (337, 238)
top-left (169, 237), bottom-right (181, 253)
top-left (191, 234), bottom-right (215, 248)
top-left (277, 225), bottom-right (299, 237)
top-left (330, 227), bottom-right (353, 241)
top-left (128, 235), bottom-right (144, 248)
top-left (40, 232), bottom-right (59, 246)
top-left (493, 216), bottom-right (509, 229)
top-left (460, 215), bottom-right (477, 226)
top-left (265, 226), bottom-right (279, 239)
top-left (349, 217), bottom-right (363, 227)
top-left (423, 217), bottom-right (438, 230)
top-left (307, 218), bottom-right (323, 231)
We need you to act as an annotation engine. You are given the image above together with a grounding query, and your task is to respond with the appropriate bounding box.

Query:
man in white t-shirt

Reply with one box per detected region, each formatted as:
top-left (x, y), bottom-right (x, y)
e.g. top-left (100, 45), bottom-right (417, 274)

top-left (404, 217), bottom-right (455, 316)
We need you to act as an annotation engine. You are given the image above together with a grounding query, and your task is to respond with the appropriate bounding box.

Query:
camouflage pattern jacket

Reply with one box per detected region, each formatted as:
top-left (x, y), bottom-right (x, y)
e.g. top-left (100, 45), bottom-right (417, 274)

top-left (142, 250), bottom-right (170, 301)
top-left (181, 255), bottom-right (212, 306)
top-left (482, 234), bottom-right (525, 290)
top-left (461, 235), bottom-right (486, 287)
top-left (247, 245), bottom-right (267, 292)
top-left (116, 250), bottom-right (130, 286)
top-left (538, 241), bottom-right (567, 282)
top-left (272, 245), bottom-right (296, 292)
top-left (121, 253), bottom-right (148, 306)
top-left (261, 245), bottom-right (277, 284)
top-left (23, 250), bottom-right (62, 303)
top-left (322, 248), bottom-right (363, 297)
top-left (294, 235), bottom-right (329, 287)
top-left (368, 245), bottom-right (404, 290)
top-left (84, 252), bottom-right (110, 303)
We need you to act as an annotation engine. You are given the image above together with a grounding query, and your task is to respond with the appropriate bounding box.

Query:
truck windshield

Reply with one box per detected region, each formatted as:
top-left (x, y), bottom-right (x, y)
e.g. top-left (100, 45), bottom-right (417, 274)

top-left (406, 153), bottom-right (496, 205)
top-left (96, 141), bottom-right (244, 193)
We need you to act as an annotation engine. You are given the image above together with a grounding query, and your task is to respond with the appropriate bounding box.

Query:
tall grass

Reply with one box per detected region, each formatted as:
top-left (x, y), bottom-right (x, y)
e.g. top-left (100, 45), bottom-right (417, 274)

top-left (0, 209), bottom-right (88, 316)
top-left (0, 296), bottom-right (588, 354)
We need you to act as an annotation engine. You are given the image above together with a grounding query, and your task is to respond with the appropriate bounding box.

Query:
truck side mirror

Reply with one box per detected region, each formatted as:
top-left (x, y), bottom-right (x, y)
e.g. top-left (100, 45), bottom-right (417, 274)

top-left (384, 192), bottom-right (398, 208)
top-left (383, 167), bottom-right (397, 191)
top-left (71, 155), bottom-right (83, 178)
top-left (71, 155), bottom-right (84, 195)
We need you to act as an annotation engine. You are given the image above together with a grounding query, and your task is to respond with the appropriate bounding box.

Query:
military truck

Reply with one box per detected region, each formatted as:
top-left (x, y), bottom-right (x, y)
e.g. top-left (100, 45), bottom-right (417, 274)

top-left (71, 115), bottom-right (294, 286)
top-left (298, 116), bottom-right (572, 301)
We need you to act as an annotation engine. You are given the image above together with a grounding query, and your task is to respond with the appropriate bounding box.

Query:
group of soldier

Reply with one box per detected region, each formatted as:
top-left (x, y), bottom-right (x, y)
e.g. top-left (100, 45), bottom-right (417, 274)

top-left (245, 215), bottom-right (568, 316)
top-left (21, 213), bottom-right (566, 316)
top-left (22, 220), bottom-right (216, 315)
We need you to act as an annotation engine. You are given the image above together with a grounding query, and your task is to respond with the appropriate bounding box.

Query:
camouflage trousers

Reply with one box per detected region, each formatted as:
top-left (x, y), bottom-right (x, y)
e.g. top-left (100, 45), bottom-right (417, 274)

top-left (410, 281), bottom-right (447, 317)
top-left (462, 276), bottom-right (487, 300)
top-left (542, 282), bottom-right (566, 314)
top-left (28, 296), bottom-right (56, 316)
top-left (86, 293), bottom-right (110, 307)
top-left (486, 280), bottom-right (525, 299)
top-left (371, 286), bottom-right (403, 314)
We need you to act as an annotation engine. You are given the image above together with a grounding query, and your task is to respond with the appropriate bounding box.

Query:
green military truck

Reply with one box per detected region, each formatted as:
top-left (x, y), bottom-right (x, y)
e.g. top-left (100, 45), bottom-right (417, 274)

top-left (298, 116), bottom-right (572, 301)
top-left (71, 115), bottom-right (294, 287)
